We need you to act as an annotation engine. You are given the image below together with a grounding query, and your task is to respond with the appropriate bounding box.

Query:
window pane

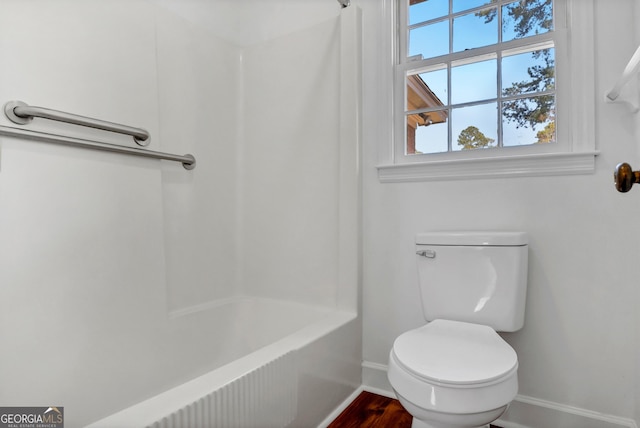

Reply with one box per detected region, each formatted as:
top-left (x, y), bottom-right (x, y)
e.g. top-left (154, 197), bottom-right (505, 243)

top-left (452, 0), bottom-right (491, 14)
top-left (502, 95), bottom-right (555, 146)
top-left (502, 48), bottom-right (555, 96)
top-left (451, 59), bottom-right (496, 104)
top-left (407, 68), bottom-right (448, 110)
top-left (410, 20), bottom-right (449, 59)
top-left (503, 0), bottom-right (553, 43)
top-left (409, 0), bottom-right (448, 25)
top-left (452, 103), bottom-right (497, 151)
top-left (453, 8), bottom-right (497, 52)
top-left (408, 111), bottom-right (449, 154)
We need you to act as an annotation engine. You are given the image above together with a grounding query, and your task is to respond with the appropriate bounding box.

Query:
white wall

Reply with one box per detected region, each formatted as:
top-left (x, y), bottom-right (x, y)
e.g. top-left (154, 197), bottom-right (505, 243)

top-left (359, 0), bottom-right (640, 425)
top-left (154, 0), bottom-right (339, 48)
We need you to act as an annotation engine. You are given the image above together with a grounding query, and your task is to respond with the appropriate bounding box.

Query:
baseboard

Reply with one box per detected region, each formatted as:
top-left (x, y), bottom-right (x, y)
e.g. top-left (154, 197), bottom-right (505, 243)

top-left (497, 395), bottom-right (638, 428)
top-left (316, 386), bottom-right (364, 428)
top-left (362, 360), bottom-right (394, 394)
top-left (361, 360), bottom-right (638, 428)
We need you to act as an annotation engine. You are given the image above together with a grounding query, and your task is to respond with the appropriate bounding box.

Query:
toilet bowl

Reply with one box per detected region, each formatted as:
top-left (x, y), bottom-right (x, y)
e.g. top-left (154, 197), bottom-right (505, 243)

top-left (387, 232), bottom-right (528, 428)
top-left (388, 319), bottom-right (519, 428)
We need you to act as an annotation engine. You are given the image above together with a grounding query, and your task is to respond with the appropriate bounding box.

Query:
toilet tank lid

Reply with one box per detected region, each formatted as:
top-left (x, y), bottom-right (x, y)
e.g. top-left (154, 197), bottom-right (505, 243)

top-left (416, 231), bottom-right (528, 246)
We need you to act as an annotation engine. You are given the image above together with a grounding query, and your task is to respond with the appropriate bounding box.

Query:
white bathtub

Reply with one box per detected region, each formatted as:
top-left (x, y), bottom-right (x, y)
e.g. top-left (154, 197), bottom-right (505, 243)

top-left (87, 296), bottom-right (360, 428)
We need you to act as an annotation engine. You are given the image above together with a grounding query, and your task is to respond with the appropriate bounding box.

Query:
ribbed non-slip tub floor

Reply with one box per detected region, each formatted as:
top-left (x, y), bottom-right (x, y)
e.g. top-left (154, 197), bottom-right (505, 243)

top-left (327, 391), bottom-right (501, 428)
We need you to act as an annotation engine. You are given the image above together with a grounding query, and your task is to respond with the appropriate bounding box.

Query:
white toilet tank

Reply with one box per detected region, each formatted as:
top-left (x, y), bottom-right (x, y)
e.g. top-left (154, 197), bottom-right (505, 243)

top-left (416, 231), bottom-right (528, 332)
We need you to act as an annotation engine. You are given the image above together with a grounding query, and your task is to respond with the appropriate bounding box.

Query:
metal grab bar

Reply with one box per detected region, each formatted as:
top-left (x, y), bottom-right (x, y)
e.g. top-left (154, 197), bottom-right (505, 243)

top-left (4, 100), bottom-right (151, 146)
top-left (0, 125), bottom-right (196, 170)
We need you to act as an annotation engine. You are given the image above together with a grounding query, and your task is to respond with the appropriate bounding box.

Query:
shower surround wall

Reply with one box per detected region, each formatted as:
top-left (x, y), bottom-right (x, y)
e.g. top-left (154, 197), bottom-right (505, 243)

top-left (241, 21), bottom-right (341, 306)
top-left (0, 1), bottom-right (360, 426)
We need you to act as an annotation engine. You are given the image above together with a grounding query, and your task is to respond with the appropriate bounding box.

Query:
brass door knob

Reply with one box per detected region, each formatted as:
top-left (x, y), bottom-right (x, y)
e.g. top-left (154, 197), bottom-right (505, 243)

top-left (614, 162), bottom-right (640, 192)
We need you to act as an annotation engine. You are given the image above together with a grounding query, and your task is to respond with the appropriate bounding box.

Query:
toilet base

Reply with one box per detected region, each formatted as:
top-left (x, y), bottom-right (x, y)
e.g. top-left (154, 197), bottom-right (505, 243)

top-left (398, 394), bottom-right (507, 428)
top-left (412, 419), bottom-right (490, 428)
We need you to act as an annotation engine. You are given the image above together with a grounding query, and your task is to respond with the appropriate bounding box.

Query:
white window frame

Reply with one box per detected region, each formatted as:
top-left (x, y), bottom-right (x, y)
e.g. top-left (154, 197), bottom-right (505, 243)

top-left (377, 0), bottom-right (598, 183)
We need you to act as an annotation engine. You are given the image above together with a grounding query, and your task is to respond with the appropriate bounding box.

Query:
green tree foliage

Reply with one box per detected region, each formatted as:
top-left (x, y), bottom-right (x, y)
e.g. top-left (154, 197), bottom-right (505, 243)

top-left (457, 126), bottom-right (496, 150)
top-left (479, 0), bottom-right (555, 140)
top-left (477, 0), bottom-right (553, 37)
top-left (502, 48), bottom-right (554, 130)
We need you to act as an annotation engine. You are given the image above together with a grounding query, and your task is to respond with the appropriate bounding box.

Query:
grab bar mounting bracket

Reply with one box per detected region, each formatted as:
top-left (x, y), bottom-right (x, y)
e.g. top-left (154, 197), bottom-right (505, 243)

top-left (4, 100), bottom-right (31, 125)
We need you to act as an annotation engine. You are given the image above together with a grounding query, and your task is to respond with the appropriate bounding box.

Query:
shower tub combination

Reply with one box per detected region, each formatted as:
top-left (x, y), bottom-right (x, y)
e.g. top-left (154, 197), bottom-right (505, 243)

top-left (86, 3), bottom-right (363, 427)
top-left (88, 297), bottom-right (359, 428)
top-left (0, 0), bottom-right (361, 425)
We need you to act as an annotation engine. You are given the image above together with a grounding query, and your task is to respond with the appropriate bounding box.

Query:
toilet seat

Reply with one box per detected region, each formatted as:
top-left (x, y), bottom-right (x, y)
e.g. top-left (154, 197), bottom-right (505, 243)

top-left (392, 319), bottom-right (518, 386)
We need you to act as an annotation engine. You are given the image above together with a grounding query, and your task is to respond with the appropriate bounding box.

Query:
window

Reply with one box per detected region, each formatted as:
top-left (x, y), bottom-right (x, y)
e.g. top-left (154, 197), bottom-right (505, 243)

top-left (378, 0), bottom-right (597, 182)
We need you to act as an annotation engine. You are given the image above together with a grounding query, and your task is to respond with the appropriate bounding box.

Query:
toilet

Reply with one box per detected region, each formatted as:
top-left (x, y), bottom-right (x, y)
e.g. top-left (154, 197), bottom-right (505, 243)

top-left (388, 231), bottom-right (528, 428)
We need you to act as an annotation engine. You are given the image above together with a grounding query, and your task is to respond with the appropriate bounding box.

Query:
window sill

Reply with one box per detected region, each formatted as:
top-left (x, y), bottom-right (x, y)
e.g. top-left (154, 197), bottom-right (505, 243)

top-left (376, 151), bottom-right (599, 183)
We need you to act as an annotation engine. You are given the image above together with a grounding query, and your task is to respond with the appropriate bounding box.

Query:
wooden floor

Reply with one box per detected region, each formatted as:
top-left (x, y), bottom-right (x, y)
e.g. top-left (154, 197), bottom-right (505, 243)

top-left (327, 391), bottom-right (501, 428)
top-left (327, 391), bottom-right (412, 428)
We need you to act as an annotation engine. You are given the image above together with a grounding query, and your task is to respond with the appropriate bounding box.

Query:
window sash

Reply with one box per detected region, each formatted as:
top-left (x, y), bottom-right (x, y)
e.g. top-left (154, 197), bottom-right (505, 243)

top-left (394, 0), bottom-right (565, 162)
top-left (399, 0), bottom-right (558, 63)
